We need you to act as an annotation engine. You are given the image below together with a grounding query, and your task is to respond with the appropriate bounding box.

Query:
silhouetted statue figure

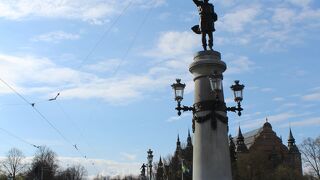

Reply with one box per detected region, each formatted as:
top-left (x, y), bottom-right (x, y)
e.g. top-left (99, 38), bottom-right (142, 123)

top-left (192, 0), bottom-right (218, 51)
top-left (140, 163), bottom-right (147, 179)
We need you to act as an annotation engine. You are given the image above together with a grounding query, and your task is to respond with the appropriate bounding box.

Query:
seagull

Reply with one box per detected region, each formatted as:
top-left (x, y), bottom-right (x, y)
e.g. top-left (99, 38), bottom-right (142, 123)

top-left (49, 93), bottom-right (60, 101)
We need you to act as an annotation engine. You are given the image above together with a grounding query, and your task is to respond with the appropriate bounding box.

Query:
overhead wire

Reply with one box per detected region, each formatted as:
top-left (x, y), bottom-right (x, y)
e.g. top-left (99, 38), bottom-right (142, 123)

top-left (0, 77), bottom-right (74, 147)
top-left (0, 77), bottom-right (101, 171)
top-left (48, 1), bottom-right (151, 172)
top-left (111, 7), bottom-right (153, 77)
top-left (0, 0), bottom-right (153, 174)
top-left (0, 127), bottom-right (40, 148)
top-left (75, 0), bottom-right (134, 70)
top-left (29, 1), bottom-right (136, 172)
top-left (53, 101), bottom-right (100, 172)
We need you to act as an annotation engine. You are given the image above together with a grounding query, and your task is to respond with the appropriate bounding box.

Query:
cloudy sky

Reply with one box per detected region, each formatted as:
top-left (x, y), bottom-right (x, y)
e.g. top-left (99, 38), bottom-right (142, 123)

top-left (0, 0), bottom-right (319, 178)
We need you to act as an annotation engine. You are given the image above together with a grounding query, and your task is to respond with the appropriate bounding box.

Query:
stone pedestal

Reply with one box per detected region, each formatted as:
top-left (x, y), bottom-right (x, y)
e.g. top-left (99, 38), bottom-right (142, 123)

top-left (189, 51), bottom-right (232, 180)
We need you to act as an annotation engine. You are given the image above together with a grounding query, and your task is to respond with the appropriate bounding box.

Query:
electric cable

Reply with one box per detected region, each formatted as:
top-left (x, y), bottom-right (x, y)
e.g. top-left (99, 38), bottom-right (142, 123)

top-left (0, 77), bottom-right (74, 147)
top-left (0, 77), bottom-right (100, 171)
top-left (54, 101), bottom-right (101, 172)
top-left (0, 1), bottom-right (153, 174)
top-left (112, 7), bottom-right (152, 77)
top-left (0, 127), bottom-right (40, 148)
top-left (75, 0), bottom-right (134, 70)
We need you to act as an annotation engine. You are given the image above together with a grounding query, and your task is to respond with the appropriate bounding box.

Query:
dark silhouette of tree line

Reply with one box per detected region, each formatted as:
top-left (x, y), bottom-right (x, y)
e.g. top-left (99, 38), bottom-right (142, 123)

top-left (0, 146), bottom-right (87, 180)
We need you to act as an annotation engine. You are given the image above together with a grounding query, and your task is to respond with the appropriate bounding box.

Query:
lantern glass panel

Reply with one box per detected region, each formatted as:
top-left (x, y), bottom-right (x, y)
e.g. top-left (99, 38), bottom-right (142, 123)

top-left (174, 87), bottom-right (184, 102)
top-left (209, 74), bottom-right (222, 92)
top-left (234, 90), bottom-right (243, 103)
top-left (171, 79), bottom-right (186, 102)
top-left (231, 80), bottom-right (244, 103)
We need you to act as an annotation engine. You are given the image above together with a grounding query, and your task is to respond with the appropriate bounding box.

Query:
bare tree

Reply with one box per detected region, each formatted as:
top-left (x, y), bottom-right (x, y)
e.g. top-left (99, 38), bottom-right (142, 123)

top-left (56, 164), bottom-right (87, 180)
top-left (1, 148), bottom-right (25, 179)
top-left (25, 146), bottom-right (58, 180)
top-left (300, 136), bottom-right (320, 179)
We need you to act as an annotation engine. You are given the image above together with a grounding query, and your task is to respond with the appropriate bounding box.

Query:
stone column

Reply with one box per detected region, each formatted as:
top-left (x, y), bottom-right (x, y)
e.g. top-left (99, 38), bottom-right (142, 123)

top-left (189, 51), bottom-right (232, 180)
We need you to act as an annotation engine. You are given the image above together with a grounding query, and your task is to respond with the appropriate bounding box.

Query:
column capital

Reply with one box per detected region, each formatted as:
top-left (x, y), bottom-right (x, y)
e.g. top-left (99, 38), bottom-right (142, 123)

top-left (189, 51), bottom-right (226, 79)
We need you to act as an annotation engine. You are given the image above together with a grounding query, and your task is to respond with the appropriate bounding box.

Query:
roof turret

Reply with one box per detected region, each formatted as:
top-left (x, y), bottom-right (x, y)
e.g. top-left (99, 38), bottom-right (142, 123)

top-left (288, 128), bottom-right (299, 153)
top-left (236, 127), bottom-right (248, 153)
top-left (263, 118), bottom-right (272, 129)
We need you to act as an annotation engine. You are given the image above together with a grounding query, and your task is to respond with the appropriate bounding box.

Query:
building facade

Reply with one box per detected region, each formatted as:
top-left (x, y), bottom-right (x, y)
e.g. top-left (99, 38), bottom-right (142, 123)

top-left (152, 120), bottom-right (303, 180)
top-left (231, 120), bottom-right (302, 179)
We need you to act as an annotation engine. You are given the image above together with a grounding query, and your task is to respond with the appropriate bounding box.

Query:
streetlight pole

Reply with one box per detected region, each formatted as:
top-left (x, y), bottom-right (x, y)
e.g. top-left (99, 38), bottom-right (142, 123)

top-left (147, 149), bottom-right (153, 180)
top-left (172, 51), bottom-right (245, 180)
top-left (190, 51), bottom-right (232, 180)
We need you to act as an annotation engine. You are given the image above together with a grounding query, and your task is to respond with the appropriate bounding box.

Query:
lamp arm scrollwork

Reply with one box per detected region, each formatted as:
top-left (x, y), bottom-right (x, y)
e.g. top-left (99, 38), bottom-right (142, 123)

top-left (226, 102), bottom-right (243, 116)
top-left (175, 101), bottom-right (194, 116)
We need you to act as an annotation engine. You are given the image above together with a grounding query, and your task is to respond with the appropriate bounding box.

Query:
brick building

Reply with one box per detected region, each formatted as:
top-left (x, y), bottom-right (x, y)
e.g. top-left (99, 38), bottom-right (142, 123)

top-left (231, 120), bottom-right (302, 179)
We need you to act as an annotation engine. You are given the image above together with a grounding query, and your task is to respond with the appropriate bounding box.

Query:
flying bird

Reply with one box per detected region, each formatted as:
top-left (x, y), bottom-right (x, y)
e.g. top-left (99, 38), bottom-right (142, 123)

top-left (49, 93), bottom-right (60, 101)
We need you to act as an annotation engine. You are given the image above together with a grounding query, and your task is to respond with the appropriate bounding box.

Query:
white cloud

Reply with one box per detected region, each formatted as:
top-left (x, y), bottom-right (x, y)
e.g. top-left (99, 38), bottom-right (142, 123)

top-left (146, 31), bottom-right (198, 58)
top-left (167, 113), bottom-right (192, 123)
top-left (0, 54), bottom-right (90, 88)
top-left (0, 47), bottom-right (182, 104)
top-left (215, 1), bottom-right (320, 52)
top-left (260, 88), bottom-right (275, 92)
top-left (286, 0), bottom-right (312, 8)
top-left (273, 97), bottom-right (285, 102)
top-left (218, 5), bottom-right (260, 32)
top-left (241, 112), bottom-right (304, 129)
top-left (84, 59), bottom-right (123, 73)
top-left (281, 117), bottom-right (320, 127)
top-left (216, 0), bottom-right (236, 7)
top-left (32, 31), bottom-right (80, 43)
top-left (0, 0), bottom-right (165, 23)
top-left (120, 152), bottom-right (137, 161)
top-left (272, 8), bottom-right (296, 25)
top-left (0, 28), bottom-right (259, 104)
top-left (226, 56), bottom-right (255, 74)
top-left (58, 157), bottom-right (140, 179)
top-left (302, 89), bottom-right (320, 101)
top-left (2, 30), bottom-right (198, 104)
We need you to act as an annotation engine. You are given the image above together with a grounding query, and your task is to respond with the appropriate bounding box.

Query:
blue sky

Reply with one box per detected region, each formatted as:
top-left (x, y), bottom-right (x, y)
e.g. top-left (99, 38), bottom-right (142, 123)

top-left (0, 0), bottom-right (320, 178)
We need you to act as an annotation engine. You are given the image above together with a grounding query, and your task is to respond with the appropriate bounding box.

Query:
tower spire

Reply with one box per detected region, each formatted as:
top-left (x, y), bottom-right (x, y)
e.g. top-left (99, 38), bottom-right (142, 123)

top-left (176, 134), bottom-right (181, 152)
top-left (187, 129), bottom-right (193, 147)
top-left (159, 156), bottom-right (163, 166)
top-left (156, 156), bottom-right (164, 180)
top-left (238, 126), bottom-right (244, 139)
top-left (288, 128), bottom-right (299, 153)
top-left (236, 126), bottom-right (248, 153)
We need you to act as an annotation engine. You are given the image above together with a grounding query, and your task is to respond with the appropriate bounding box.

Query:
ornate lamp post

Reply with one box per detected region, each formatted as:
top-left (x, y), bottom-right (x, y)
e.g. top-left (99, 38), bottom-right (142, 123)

top-left (147, 149), bottom-right (154, 180)
top-left (172, 78), bottom-right (245, 123)
top-left (171, 50), bottom-right (245, 180)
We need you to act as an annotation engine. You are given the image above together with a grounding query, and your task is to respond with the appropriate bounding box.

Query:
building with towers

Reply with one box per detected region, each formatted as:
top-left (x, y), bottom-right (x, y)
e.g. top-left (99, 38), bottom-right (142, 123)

top-left (151, 120), bottom-right (302, 180)
top-left (154, 131), bottom-right (193, 180)
top-left (230, 120), bottom-right (302, 179)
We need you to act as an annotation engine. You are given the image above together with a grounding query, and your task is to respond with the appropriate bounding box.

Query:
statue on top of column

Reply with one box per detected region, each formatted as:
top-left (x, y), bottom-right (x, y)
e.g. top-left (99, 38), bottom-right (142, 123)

top-left (191, 0), bottom-right (218, 51)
